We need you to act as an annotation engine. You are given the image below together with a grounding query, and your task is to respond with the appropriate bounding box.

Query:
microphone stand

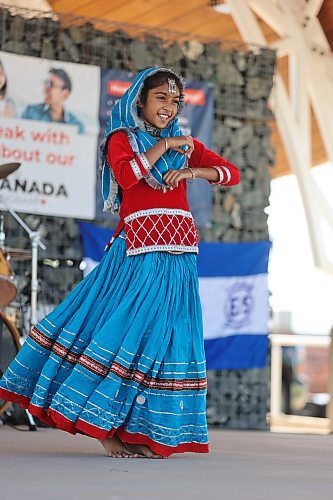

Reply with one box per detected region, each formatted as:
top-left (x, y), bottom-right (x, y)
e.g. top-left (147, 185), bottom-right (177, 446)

top-left (0, 201), bottom-right (46, 432)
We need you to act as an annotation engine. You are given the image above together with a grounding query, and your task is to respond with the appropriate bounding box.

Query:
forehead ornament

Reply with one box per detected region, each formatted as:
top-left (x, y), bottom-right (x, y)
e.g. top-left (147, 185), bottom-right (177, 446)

top-left (168, 78), bottom-right (177, 94)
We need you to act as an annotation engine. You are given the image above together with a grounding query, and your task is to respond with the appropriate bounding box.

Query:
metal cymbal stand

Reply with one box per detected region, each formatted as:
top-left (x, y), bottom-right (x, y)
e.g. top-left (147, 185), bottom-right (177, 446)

top-left (0, 201), bottom-right (46, 431)
top-left (1, 202), bottom-right (46, 326)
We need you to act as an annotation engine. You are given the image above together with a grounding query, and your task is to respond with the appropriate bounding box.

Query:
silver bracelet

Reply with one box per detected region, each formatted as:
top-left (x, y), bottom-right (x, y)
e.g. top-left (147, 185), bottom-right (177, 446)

top-left (164, 138), bottom-right (168, 152)
top-left (188, 166), bottom-right (196, 180)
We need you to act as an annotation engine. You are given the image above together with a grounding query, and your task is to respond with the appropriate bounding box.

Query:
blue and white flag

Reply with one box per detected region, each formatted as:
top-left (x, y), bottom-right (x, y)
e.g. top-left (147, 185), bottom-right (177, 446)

top-left (78, 222), bottom-right (270, 370)
top-left (78, 221), bottom-right (113, 276)
top-left (198, 241), bottom-right (271, 370)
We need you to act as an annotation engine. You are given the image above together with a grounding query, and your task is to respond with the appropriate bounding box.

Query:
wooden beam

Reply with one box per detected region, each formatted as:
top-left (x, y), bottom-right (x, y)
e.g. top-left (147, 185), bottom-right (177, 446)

top-left (306, 51), bottom-right (333, 161)
top-left (304, 16), bottom-right (331, 51)
top-left (279, 0), bottom-right (333, 161)
top-left (224, 0), bottom-right (266, 44)
top-left (289, 52), bottom-right (311, 153)
top-left (228, 0), bottom-right (333, 275)
top-left (269, 37), bottom-right (296, 57)
top-left (0, 0), bottom-right (51, 9)
top-left (305, 0), bottom-right (325, 18)
top-left (248, 0), bottom-right (290, 37)
top-left (274, 75), bottom-right (333, 272)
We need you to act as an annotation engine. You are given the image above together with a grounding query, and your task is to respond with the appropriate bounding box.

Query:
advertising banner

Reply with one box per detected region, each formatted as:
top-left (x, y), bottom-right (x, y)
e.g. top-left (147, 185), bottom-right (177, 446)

top-left (0, 52), bottom-right (100, 219)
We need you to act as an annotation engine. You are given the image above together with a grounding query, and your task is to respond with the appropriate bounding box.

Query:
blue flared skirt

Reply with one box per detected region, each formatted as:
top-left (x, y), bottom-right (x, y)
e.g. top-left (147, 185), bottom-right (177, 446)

top-left (0, 237), bottom-right (209, 456)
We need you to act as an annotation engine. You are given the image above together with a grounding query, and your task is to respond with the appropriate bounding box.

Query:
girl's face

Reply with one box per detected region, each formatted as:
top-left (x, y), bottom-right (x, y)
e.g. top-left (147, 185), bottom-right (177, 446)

top-left (139, 82), bottom-right (180, 129)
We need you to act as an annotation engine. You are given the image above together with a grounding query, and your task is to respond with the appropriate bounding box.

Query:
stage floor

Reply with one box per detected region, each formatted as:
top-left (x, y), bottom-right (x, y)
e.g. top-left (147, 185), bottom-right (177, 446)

top-left (0, 426), bottom-right (332, 500)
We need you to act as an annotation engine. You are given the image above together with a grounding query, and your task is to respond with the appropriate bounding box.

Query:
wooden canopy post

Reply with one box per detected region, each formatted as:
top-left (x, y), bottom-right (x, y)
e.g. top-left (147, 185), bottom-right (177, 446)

top-left (225, 0), bottom-right (333, 276)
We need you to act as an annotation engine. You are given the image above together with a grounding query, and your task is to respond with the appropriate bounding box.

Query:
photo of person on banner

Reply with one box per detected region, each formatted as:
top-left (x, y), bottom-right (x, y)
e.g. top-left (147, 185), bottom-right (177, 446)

top-left (0, 58), bottom-right (16, 118)
top-left (0, 52), bottom-right (99, 219)
top-left (22, 67), bottom-right (85, 134)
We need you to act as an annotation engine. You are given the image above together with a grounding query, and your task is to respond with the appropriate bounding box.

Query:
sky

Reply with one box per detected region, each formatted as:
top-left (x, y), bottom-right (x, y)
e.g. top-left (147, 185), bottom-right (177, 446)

top-left (268, 162), bottom-right (333, 335)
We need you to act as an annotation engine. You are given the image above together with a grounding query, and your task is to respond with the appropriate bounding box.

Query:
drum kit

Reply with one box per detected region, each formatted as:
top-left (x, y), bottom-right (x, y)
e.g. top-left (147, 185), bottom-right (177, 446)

top-left (0, 161), bottom-right (46, 429)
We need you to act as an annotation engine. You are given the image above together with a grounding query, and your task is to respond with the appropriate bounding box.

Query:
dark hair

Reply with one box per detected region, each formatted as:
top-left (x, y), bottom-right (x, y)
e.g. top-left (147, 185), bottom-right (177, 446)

top-left (0, 61), bottom-right (7, 99)
top-left (49, 67), bottom-right (72, 92)
top-left (139, 70), bottom-right (185, 110)
top-left (0, 80), bottom-right (7, 99)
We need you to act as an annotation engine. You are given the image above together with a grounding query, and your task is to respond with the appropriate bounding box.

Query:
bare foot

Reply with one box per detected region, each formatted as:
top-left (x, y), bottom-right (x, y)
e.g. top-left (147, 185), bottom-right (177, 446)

top-left (99, 435), bottom-right (139, 458)
top-left (123, 443), bottom-right (167, 459)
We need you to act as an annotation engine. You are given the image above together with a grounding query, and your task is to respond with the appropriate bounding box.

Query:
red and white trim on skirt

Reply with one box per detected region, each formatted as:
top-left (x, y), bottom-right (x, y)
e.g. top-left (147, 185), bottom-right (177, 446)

top-left (29, 326), bottom-right (207, 392)
top-left (0, 388), bottom-right (209, 457)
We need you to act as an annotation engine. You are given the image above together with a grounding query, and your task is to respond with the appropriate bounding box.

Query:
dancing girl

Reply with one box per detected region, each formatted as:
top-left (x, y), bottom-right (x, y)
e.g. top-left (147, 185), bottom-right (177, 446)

top-left (0, 67), bottom-right (240, 458)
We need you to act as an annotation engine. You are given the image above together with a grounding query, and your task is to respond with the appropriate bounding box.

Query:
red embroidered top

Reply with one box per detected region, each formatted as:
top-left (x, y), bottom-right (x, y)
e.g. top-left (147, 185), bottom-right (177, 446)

top-left (107, 131), bottom-right (240, 255)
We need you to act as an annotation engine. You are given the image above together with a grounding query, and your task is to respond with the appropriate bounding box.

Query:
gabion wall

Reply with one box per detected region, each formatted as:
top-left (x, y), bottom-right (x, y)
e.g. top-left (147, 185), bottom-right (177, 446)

top-left (0, 6), bottom-right (275, 430)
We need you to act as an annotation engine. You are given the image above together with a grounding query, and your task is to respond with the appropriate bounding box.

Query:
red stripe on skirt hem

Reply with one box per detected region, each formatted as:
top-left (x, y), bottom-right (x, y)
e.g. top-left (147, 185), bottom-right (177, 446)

top-left (0, 388), bottom-right (31, 409)
top-left (116, 428), bottom-right (209, 457)
top-left (0, 388), bottom-right (209, 456)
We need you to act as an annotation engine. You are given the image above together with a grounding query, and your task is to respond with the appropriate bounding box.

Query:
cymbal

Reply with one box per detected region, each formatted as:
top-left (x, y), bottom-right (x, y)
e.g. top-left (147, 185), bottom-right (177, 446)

top-left (1, 247), bottom-right (31, 261)
top-left (0, 162), bottom-right (21, 179)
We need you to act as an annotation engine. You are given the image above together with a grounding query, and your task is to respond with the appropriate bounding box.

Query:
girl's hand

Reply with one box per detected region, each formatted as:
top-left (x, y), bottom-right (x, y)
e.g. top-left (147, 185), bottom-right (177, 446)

top-left (163, 168), bottom-right (193, 187)
top-left (167, 136), bottom-right (194, 157)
